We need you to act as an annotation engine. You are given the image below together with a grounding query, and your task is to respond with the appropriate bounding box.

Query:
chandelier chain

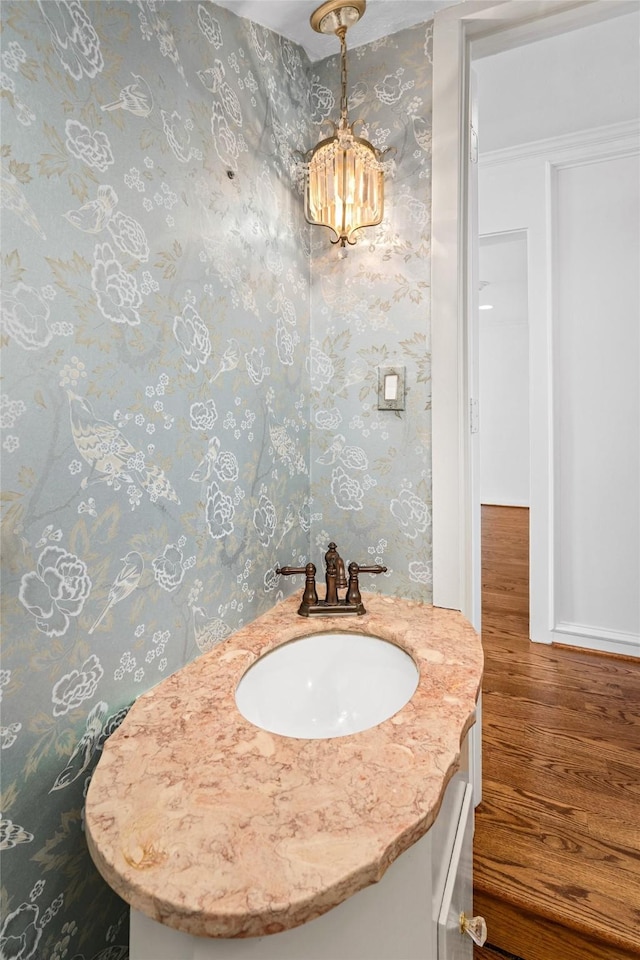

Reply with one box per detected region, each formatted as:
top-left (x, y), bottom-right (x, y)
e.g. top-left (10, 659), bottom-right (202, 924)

top-left (303, 2), bottom-right (389, 247)
top-left (339, 28), bottom-right (349, 126)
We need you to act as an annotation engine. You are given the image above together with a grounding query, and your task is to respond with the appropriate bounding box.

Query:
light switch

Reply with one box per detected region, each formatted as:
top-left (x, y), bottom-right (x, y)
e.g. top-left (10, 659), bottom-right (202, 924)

top-left (384, 373), bottom-right (399, 401)
top-left (377, 366), bottom-right (405, 411)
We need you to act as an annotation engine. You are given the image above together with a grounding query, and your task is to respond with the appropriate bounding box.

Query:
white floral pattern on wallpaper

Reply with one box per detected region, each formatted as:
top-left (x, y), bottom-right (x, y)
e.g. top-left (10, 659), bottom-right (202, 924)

top-left (1, 2), bottom-right (311, 957)
top-left (309, 28), bottom-right (433, 587)
top-left (0, 3), bottom-right (434, 958)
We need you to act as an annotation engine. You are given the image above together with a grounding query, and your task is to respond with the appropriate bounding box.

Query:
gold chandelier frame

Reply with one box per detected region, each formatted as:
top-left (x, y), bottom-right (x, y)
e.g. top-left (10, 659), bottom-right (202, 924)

top-left (301, 0), bottom-right (393, 248)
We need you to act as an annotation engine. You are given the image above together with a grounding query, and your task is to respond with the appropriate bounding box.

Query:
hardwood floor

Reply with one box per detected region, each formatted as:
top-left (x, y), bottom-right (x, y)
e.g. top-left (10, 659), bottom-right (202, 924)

top-left (473, 505), bottom-right (640, 960)
top-left (474, 945), bottom-right (523, 960)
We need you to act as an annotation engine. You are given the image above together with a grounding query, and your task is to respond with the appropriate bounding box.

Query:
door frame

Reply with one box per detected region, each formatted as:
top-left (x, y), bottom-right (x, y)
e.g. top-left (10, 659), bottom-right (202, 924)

top-left (430, 0), bottom-right (634, 622)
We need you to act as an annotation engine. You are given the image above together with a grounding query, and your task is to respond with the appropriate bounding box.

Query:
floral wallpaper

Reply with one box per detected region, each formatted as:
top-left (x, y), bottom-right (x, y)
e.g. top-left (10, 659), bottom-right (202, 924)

top-left (308, 25), bottom-right (434, 592)
top-left (0, 2), bottom-right (433, 958)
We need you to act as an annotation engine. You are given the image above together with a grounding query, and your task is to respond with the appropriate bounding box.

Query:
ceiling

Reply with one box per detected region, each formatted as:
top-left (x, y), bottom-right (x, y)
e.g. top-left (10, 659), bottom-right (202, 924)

top-left (213, 1), bottom-right (462, 61)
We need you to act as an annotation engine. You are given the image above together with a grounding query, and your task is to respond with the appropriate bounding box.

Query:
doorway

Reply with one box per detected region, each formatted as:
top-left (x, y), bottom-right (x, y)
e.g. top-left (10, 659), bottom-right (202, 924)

top-left (431, 1), bottom-right (640, 802)
top-left (472, 12), bottom-right (640, 656)
top-left (431, 0), bottom-right (640, 656)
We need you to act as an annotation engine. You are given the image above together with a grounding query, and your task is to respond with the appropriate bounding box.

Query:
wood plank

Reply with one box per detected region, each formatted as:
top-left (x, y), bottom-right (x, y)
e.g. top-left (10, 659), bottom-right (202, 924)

top-left (475, 505), bottom-right (640, 960)
top-left (481, 710), bottom-right (639, 771)
top-left (474, 944), bottom-right (523, 960)
top-left (479, 748), bottom-right (640, 823)
top-left (474, 803), bottom-right (640, 950)
top-left (474, 889), bottom-right (640, 960)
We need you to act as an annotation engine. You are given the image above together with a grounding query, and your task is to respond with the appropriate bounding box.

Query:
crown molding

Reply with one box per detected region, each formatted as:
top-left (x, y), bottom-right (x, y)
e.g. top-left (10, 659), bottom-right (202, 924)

top-left (479, 119), bottom-right (640, 167)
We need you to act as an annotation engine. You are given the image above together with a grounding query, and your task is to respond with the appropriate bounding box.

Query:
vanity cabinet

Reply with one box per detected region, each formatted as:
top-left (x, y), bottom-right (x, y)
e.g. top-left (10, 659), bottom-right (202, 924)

top-left (86, 595), bottom-right (484, 957)
top-left (129, 742), bottom-right (476, 960)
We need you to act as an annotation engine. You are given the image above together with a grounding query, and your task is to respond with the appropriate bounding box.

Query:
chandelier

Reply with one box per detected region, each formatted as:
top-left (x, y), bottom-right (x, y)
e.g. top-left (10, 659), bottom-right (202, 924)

top-left (302, 0), bottom-right (392, 248)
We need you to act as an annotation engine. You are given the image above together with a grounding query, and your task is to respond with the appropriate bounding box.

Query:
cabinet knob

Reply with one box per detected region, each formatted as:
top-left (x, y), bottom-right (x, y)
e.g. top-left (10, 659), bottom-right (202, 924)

top-left (460, 912), bottom-right (488, 947)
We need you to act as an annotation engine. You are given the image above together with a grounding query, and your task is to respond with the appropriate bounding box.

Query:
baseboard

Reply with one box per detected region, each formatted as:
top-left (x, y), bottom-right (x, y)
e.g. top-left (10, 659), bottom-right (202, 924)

top-left (552, 621), bottom-right (640, 659)
top-left (480, 500), bottom-right (529, 509)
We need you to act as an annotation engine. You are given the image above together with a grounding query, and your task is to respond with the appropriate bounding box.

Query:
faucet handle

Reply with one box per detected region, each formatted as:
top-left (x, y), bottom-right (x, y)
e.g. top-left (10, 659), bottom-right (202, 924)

top-left (301, 562), bottom-right (318, 607)
top-left (346, 561), bottom-right (362, 606)
top-left (276, 565), bottom-right (308, 576)
top-left (277, 563), bottom-right (318, 613)
top-left (346, 563), bottom-right (387, 605)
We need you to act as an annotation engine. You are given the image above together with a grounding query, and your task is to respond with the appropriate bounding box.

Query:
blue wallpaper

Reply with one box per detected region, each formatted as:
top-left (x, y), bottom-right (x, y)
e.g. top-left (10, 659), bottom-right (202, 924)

top-left (309, 24), bottom-right (434, 592)
top-left (0, 3), bottom-right (433, 957)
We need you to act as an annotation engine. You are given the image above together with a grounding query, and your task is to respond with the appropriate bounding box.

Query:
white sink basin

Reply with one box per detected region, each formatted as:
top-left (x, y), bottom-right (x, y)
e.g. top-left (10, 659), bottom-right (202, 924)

top-left (235, 632), bottom-right (419, 739)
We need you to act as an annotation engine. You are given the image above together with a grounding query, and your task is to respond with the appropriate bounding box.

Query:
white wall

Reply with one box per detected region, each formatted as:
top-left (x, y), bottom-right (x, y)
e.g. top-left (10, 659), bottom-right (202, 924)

top-left (478, 232), bottom-right (529, 506)
top-left (476, 8), bottom-right (640, 656)
top-left (554, 155), bottom-right (640, 642)
top-left (476, 9), bottom-right (640, 152)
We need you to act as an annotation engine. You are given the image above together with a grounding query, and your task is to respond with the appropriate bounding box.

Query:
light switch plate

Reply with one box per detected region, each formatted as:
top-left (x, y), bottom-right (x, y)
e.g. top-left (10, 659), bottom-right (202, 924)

top-left (377, 366), bottom-right (406, 411)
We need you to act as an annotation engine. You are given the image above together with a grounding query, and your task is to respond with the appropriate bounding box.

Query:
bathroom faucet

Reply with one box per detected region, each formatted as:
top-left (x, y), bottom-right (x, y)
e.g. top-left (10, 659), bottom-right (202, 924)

top-left (276, 542), bottom-right (386, 617)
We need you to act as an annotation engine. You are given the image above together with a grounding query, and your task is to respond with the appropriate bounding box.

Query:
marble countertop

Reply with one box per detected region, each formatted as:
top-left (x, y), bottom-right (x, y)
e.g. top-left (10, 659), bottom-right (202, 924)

top-left (85, 593), bottom-right (483, 939)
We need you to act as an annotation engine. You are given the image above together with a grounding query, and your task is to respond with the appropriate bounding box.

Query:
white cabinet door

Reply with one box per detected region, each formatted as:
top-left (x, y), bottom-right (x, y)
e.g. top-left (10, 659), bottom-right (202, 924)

top-left (131, 827), bottom-right (435, 960)
top-left (437, 783), bottom-right (474, 960)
